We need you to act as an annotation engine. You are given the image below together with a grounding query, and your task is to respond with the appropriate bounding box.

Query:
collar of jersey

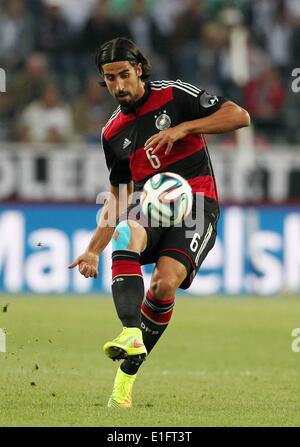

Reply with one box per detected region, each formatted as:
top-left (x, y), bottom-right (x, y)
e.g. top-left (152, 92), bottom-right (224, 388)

top-left (120, 81), bottom-right (151, 115)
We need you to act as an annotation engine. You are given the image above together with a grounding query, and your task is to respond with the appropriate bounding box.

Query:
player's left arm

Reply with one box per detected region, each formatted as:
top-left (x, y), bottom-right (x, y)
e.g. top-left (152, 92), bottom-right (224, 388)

top-left (146, 100), bottom-right (251, 155)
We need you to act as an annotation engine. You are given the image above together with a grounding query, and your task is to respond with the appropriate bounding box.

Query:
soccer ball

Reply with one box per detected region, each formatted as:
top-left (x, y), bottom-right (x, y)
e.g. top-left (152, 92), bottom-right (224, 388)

top-left (141, 172), bottom-right (193, 226)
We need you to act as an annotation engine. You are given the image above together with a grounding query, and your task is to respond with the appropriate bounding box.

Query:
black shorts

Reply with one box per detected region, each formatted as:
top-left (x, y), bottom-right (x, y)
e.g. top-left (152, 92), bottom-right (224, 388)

top-left (120, 199), bottom-right (218, 290)
top-left (141, 212), bottom-right (217, 289)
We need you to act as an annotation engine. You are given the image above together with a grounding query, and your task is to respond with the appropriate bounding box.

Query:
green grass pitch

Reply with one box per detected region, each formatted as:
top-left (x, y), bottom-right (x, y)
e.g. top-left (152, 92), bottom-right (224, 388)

top-left (1, 294), bottom-right (300, 427)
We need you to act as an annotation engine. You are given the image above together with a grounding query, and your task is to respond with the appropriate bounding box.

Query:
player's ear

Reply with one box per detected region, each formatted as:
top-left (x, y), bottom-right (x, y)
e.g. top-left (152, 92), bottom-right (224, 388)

top-left (136, 62), bottom-right (143, 78)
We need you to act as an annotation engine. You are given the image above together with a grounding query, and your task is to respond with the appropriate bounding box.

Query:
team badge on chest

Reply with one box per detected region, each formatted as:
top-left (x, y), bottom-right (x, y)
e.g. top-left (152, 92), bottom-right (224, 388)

top-left (154, 110), bottom-right (171, 130)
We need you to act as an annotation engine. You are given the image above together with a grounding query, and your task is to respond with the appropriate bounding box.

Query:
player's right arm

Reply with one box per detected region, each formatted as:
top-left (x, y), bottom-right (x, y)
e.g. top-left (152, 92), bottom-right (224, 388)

top-left (68, 119), bottom-right (133, 278)
top-left (68, 181), bottom-right (133, 278)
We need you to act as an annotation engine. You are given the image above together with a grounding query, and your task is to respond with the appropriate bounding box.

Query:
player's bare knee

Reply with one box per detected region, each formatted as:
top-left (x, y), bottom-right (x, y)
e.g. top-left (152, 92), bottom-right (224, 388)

top-left (112, 220), bottom-right (147, 253)
top-left (150, 277), bottom-right (177, 301)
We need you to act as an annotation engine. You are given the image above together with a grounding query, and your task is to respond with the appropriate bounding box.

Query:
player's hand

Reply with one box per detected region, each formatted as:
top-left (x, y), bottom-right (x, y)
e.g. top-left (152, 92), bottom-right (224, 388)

top-left (144, 125), bottom-right (187, 155)
top-left (68, 251), bottom-right (99, 278)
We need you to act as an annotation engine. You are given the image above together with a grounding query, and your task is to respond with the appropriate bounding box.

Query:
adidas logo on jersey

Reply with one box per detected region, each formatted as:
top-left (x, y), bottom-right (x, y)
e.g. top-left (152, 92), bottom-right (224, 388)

top-left (123, 138), bottom-right (132, 149)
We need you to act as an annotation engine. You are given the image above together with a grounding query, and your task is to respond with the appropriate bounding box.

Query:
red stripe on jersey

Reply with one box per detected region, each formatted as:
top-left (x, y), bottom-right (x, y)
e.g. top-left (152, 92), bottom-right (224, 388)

top-left (103, 112), bottom-right (135, 141)
top-left (112, 260), bottom-right (142, 279)
top-left (130, 134), bottom-right (204, 182)
top-left (187, 175), bottom-right (218, 201)
top-left (138, 88), bottom-right (174, 116)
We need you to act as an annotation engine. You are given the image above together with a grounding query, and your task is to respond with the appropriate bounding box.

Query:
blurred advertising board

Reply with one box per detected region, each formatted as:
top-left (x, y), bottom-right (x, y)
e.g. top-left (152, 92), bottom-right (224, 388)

top-left (0, 204), bottom-right (299, 295)
top-left (1, 145), bottom-right (300, 203)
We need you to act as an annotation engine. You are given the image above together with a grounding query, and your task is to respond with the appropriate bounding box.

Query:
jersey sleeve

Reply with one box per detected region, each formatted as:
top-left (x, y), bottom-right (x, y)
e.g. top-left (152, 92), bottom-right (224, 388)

top-left (175, 80), bottom-right (228, 120)
top-left (101, 132), bottom-right (132, 186)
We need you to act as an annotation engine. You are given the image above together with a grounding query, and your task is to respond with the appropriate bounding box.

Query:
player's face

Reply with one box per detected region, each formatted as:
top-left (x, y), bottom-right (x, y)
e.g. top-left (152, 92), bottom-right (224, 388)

top-left (102, 61), bottom-right (144, 106)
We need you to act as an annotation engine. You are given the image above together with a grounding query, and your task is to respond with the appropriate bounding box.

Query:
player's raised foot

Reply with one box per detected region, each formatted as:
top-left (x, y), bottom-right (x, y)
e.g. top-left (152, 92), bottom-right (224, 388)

top-left (107, 367), bottom-right (137, 408)
top-left (103, 327), bottom-right (147, 361)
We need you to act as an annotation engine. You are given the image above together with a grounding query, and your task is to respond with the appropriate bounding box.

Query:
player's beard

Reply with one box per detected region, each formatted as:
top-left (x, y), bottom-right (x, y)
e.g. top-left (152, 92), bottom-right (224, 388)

top-left (115, 91), bottom-right (136, 106)
top-left (116, 92), bottom-right (133, 105)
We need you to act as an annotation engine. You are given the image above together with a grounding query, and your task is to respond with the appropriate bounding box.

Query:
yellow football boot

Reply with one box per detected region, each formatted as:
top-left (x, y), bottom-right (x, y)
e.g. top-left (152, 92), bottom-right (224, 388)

top-left (107, 367), bottom-right (137, 408)
top-left (103, 327), bottom-right (147, 361)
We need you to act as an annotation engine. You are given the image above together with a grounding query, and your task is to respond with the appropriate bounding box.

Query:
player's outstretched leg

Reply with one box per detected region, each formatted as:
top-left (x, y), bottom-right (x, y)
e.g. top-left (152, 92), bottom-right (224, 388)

top-left (119, 256), bottom-right (187, 374)
top-left (103, 220), bottom-right (147, 363)
top-left (105, 220), bottom-right (149, 408)
top-left (106, 288), bottom-right (175, 408)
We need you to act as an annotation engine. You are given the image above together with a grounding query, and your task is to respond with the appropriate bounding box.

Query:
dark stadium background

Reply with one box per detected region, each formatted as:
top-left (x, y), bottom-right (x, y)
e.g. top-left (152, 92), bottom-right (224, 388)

top-left (1, 0), bottom-right (300, 429)
top-left (0, 0), bottom-right (299, 296)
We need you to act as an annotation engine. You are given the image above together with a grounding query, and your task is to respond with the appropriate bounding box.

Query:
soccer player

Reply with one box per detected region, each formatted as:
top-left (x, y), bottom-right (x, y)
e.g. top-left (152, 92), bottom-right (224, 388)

top-left (68, 37), bottom-right (250, 408)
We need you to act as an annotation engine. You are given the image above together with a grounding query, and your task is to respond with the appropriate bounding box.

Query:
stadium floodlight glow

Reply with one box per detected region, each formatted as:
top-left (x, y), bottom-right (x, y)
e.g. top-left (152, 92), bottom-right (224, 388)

top-left (0, 68), bottom-right (6, 93)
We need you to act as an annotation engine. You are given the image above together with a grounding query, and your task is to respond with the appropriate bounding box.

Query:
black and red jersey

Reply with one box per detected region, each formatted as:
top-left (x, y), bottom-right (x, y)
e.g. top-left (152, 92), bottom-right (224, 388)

top-left (101, 80), bottom-right (227, 218)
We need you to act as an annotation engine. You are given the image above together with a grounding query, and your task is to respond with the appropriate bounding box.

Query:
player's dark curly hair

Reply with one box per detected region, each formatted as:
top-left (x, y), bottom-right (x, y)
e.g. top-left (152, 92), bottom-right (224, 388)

top-left (95, 37), bottom-right (152, 86)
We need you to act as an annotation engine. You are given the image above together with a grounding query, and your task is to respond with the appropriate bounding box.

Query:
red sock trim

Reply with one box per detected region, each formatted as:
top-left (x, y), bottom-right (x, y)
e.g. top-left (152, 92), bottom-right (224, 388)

top-left (112, 260), bottom-right (142, 280)
top-left (146, 290), bottom-right (175, 306)
top-left (141, 303), bottom-right (174, 324)
top-left (141, 291), bottom-right (175, 324)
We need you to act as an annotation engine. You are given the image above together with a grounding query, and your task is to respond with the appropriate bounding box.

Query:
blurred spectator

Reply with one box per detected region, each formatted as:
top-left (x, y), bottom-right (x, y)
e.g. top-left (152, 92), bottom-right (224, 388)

top-left (283, 88), bottom-right (300, 144)
top-left (24, 0), bottom-right (43, 17)
top-left (205, 0), bottom-right (249, 19)
top-left (151, 0), bottom-right (185, 77)
top-left (35, 0), bottom-right (72, 84)
top-left (151, 0), bottom-right (184, 36)
top-left (72, 76), bottom-right (114, 143)
top-left (290, 25), bottom-right (300, 68)
top-left (247, 37), bottom-right (272, 81)
top-left (56, 0), bottom-right (97, 32)
top-left (128, 0), bottom-right (169, 78)
top-left (80, 0), bottom-right (132, 55)
top-left (17, 82), bottom-right (74, 144)
top-left (264, 1), bottom-right (292, 78)
top-left (285, 0), bottom-right (300, 68)
top-left (197, 22), bottom-right (228, 92)
top-left (248, 0), bottom-right (277, 44)
top-left (0, 0), bottom-right (297, 145)
top-left (213, 31), bottom-right (241, 101)
top-left (212, 24), bottom-right (273, 104)
top-left (0, 89), bottom-right (17, 141)
top-left (243, 65), bottom-right (286, 141)
top-left (12, 53), bottom-right (53, 112)
top-left (129, 0), bottom-right (161, 55)
top-left (0, 0), bottom-right (34, 71)
top-left (170, 0), bottom-right (207, 84)
top-left (285, 0), bottom-right (300, 23)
